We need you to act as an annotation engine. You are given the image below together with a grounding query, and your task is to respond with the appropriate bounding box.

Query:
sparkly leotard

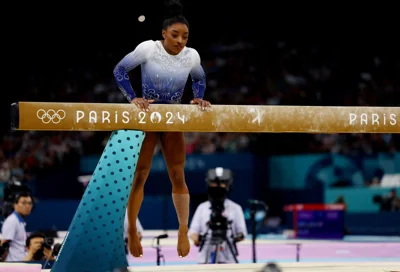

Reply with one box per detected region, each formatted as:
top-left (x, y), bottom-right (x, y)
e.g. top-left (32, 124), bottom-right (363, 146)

top-left (113, 40), bottom-right (206, 104)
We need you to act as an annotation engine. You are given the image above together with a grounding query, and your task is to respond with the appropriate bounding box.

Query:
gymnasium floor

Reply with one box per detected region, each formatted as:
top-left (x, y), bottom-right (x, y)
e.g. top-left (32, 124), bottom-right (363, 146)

top-left (122, 230), bottom-right (400, 271)
top-left (1, 261), bottom-right (398, 272)
top-left (127, 262), bottom-right (400, 272)
top-left (1, 230), bottom-right (399, 271)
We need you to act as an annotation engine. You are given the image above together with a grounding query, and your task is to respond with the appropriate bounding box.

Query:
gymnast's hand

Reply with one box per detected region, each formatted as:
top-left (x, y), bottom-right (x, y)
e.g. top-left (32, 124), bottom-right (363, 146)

top-left (190, 98), bottom-right (211, 111)
top-left (131, 98), bottom-right (155, 112)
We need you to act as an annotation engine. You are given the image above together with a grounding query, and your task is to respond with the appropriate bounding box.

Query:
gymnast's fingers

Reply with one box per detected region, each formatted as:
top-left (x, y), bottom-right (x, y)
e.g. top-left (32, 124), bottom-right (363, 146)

top-left (142, 100), bottom-right (150, 112)
top-left (132, 100), bottom-right (141, 110)
top-left (201, 100), bottom-right (206, 111)
top-left (134, 98), bottom-right (148, 112)
top-left (201, 100), bottom-right (209, 111)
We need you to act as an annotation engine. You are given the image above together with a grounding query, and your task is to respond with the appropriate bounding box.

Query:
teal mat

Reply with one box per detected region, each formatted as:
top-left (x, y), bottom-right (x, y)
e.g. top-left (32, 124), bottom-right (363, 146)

top-left (51, 130), bottom-right (145, 272)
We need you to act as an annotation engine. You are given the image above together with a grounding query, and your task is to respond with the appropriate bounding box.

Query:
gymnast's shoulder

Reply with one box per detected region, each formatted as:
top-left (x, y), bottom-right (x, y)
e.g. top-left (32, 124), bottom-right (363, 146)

top-left (184, 45), bottom-right (201, 63)
top-left (135, 40), bottom-right (158, 51)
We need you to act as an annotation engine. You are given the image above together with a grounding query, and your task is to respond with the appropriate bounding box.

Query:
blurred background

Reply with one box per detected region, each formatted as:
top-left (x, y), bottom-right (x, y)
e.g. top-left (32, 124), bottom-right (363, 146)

top-left (1, 0), bottom-right (400, 267)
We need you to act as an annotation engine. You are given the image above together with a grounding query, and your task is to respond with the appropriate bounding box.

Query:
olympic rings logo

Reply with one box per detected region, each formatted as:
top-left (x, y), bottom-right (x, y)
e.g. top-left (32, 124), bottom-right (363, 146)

top-left (36, 109), bottom-right (66, 124)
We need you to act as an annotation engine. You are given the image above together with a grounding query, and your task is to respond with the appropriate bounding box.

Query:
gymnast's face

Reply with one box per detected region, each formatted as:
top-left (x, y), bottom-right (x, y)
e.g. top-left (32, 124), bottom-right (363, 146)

top-left (162, 22), bottom-right (189, 55)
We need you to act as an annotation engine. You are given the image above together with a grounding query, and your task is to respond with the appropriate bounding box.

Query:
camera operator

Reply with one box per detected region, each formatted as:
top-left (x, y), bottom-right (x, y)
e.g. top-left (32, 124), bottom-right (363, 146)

top-left (189, 167), bottom-right (247, 264)
top-left (23, 232), bottom-right (54, 262)
top-left (1, 191), bottom-right (33, 261)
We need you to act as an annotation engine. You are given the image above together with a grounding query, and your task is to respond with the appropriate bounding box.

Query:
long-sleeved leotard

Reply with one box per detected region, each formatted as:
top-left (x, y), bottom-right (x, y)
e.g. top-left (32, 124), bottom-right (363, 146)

top-left (113, 40), bottom-right (206, 104)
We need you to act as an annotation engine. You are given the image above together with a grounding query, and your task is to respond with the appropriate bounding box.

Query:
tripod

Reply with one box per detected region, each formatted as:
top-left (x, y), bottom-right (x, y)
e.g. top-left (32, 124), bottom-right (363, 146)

top-left (199, 221), bottom-right (239, 264)
top-left (151, 234), bottom-right (168, 266)
top-left (250, 202), bottom-right (257, 263)
top-left (248, 199), bottom-right (268, 264)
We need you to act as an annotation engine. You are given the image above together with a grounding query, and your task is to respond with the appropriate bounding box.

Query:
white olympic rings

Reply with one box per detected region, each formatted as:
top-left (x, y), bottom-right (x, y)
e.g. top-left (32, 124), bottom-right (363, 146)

top-left (36, 109), bottom-right (66, 124)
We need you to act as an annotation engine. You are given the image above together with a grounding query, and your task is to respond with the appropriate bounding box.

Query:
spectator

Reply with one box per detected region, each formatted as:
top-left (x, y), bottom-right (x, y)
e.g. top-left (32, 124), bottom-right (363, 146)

top-left (23, 232), bottom-right (54, 262)
top-left (1, 192), bottom-right (33, 261)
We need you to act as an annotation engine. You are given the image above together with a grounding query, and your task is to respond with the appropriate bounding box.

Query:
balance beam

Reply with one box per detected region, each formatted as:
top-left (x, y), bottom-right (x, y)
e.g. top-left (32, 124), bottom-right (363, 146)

top-left (10, 101), bottom-right (399, 272)
top-left (10, 102), bottom-right (400, 133)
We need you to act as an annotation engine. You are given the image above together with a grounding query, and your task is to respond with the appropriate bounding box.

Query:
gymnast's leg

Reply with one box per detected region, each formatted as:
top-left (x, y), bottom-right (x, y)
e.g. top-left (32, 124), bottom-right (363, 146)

top-left (127, 132), bottom-right (158, 258)
top-left (160, 132), bottom-right (190, 257)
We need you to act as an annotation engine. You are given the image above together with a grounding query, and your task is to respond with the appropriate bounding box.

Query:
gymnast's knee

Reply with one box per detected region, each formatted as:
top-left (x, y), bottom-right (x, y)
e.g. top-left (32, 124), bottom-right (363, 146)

top-left (133, 169), bottom-right (150, 188)
top-left (168, 165), bottom-right (186, 189)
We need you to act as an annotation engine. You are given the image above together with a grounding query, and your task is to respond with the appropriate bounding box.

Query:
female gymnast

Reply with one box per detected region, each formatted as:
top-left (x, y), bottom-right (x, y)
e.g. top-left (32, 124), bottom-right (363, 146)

top-left (113, 0), bottom-right (211, 258)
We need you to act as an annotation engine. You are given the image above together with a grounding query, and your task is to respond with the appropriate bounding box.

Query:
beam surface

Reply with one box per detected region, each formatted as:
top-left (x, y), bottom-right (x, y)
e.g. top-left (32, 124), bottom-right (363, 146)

top-left (11, 102), bottom-right (400, 133)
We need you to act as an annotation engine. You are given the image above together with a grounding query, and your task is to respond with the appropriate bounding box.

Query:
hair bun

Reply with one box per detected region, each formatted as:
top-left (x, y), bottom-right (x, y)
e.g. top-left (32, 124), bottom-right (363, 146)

top-left (164, 0), bottom-right (184, 18)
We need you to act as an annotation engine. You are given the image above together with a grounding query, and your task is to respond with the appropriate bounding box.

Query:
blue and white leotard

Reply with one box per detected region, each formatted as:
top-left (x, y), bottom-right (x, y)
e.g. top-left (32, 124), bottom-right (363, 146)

top-left (113, 40), bottom-right (206, 104)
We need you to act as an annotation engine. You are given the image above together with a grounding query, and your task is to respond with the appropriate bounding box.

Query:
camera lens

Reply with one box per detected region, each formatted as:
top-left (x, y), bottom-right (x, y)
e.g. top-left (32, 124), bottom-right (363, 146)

top-left (42, 242), bottom-right (52, 250)
top-left (46, 237), bottom-right (54, 246)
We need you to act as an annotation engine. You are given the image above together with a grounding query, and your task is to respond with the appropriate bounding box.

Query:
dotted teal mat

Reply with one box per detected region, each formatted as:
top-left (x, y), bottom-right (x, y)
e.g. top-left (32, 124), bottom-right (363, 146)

top-left (51, 130), bottom-right (145, 272)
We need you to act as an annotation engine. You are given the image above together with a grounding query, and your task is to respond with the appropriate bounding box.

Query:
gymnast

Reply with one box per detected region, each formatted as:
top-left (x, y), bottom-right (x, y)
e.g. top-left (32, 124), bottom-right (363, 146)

top-left (113, 0), bottom-right (211, 259)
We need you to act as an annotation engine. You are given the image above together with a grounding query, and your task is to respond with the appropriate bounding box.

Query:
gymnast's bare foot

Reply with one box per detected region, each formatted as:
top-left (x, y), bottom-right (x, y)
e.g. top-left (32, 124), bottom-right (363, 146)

top-left (128, 230), bottom-right (143, 258)
top-left (177, 225), bottom-right (190, 257)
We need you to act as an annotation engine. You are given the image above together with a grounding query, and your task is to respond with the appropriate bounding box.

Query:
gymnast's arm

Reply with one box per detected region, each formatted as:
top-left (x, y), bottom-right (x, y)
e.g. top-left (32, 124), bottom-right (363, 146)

top-left (233, 204), bottom-right (247, 243)
top-left (189, 49), bottom-right (207, 103)
top-left (113, 40), bottom-right (154, 102)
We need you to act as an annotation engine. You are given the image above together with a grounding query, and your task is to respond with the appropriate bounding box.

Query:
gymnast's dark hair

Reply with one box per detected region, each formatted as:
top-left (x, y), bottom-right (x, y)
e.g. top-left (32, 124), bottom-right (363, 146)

top-left (163, 0), bottom-right (189, 30)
